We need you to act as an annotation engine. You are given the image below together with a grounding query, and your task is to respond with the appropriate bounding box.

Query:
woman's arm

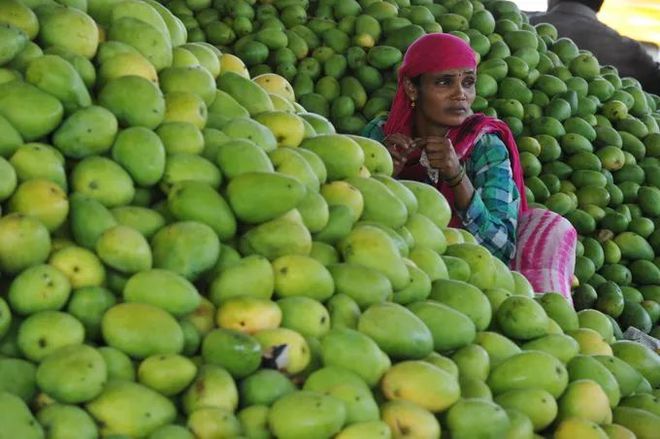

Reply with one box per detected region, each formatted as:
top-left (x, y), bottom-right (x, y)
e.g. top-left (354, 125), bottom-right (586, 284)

top-left (454, 135), bottom-right (520, 262)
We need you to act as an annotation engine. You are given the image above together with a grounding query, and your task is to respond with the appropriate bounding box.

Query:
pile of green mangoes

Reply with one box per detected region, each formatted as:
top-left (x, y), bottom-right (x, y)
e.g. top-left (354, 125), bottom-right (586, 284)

top-left (0, 0), bottom-right (660, 438)
top-left (159, 0), bottom-right (660, 338)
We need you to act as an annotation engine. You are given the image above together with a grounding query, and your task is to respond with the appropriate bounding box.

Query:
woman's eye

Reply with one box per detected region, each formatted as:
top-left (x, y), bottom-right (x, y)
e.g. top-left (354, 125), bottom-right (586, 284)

top-left (463, 78), bottom-right (476, 87)
top-left (435, 79), bottom-right (450, 86)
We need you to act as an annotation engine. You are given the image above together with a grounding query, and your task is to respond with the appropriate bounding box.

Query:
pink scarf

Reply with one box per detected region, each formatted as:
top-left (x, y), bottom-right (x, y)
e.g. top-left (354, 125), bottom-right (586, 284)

top-left (383, 33), bottom-right (528, 226)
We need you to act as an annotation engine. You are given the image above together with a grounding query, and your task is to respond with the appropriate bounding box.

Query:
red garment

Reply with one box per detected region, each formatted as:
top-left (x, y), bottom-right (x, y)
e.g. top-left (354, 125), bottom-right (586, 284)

top-left (382, 33), bottom-right (528, 226)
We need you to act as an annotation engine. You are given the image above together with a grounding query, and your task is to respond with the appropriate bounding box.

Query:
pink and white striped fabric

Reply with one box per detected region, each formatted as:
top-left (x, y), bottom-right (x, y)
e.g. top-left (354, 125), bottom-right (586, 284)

top-left (510, 208), bottom-right (578, 305)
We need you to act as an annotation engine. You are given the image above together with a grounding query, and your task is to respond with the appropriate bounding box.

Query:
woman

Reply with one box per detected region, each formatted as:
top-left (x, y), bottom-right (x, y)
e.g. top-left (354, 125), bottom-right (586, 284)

top-left (363, 33), bottom-right (528, 263)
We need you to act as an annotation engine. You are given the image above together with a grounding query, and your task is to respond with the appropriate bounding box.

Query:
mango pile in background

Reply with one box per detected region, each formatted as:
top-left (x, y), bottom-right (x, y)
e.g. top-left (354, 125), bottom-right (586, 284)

top-left (0, 0), bottom-right (659, 438)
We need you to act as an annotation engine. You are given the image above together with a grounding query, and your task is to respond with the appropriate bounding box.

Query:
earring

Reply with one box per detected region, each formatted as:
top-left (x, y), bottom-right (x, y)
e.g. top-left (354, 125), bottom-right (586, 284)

top-left (410, 99), bottom-right (416, 108)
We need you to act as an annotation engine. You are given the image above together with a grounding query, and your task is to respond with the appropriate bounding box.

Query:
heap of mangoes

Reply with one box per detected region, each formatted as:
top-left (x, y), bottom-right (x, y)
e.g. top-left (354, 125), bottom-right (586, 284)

top-left (159, 0), bottom-right (660, 338)
top-left (0, 0), bottom-right (659, 438)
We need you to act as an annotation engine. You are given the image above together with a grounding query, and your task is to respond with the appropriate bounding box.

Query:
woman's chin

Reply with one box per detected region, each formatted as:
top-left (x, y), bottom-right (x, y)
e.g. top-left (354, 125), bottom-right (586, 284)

top-left (440, 112), bottom-right (470, 127)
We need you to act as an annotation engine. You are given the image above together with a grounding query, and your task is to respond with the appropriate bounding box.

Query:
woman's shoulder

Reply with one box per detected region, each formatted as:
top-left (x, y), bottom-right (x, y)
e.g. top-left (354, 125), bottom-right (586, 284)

top-left (360, 114), bottom-right (388, 141)
top-left (471, 133), bottom-right (510, 161)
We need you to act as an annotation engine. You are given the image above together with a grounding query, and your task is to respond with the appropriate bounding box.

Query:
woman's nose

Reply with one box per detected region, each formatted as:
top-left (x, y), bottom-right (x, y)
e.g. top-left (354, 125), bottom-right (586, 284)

top-left (452, 83), bottom-right (468, 100)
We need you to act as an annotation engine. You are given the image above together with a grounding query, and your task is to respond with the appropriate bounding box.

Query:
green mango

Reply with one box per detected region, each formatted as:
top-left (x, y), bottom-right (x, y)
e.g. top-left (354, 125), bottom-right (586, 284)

top-left (36, 404), bottom-right (98, 439)
top-left (358, 302), bottom-right (433, 360)
top-left (328, 263), bottom-right (391, 309)
top-left (0, 358), bottom-right (36, 402)
top-left (168, 181), bottom-right (236, 240)
top-left (66, 286), bottom-right (116, 342)
top-left (17, 311), bottom-right (84, 362)
top-left (271, 254), bottom-right (334, 301)
top-left (8, 263), bottom-right (70, 315)
top-left (227, 172), bottom-right (306, 224)
top-left (313, 204), bottom-right (355, 245)
top-left (269, 147), bottom-right (320, 192)
top-left (566, 355), bottom-right (621, 408)
top-left (98, 75), bottom-right (165, 129)
top-left (301, 134), bottom-right (364, 181)
top-left (6, 176), bottom-right (67, 230)
top-left (101, 302), bottom-right (183, 359)
top-left (345, 176), bottom-right (407, 229)
top-left (25, 54), bottom-right (91, 113)
top-left (614, 232), bottom-right (654, 261)
top-left (86, 380), bottom-right (176, 437)
top-left (638, 186), bottom-right (660, 217)
top-left (613, 406), bottom-right (660, 439)
top-left (297, 190), bottom-right (330, 233)
top-left (110, 0), bottom-right (171, 43)
top-left (0, 114), bottom-right (22, 158)
top-left (71, 156), bottom-right (135, 207)
top-left (612, 340), bottom-right (660, 388)
top-left (593, 355), bottom-right (643, 398)
top-left (488, 350), bottom-right (569, 398)
top-left (143, 0), bottom-right (187, 46)
top-left (496, 296), bottom-right (549, 341)
top-left (217, 71), bottom-right (274, 116)
top-left (335, 421), bottom-right (392, 439)
top-left (187, 407), bottom-right (242, 438)
top-left (0, 81), bottom-right (63, 141)
top-left (215, 139), bottom-right (273, 180)
top-left (303, 367), bottom-right (379, 424)
top-left (159, 65), bottom-right (216, 106)
top-left (0, 22), bottom-right (29, 65)
top-left (53, 106), bottom-right (117, 159)
top-left (137, 354), bottom-right (197, 396)
top-left (0, 391), bottom-right (44, 439)
top-left (0, 212), bottom-right (51, 275)
top-left (400, 180), bottom-right (452, 228)
top-left (239, 369), bottom-right (296, 407)
top-left (36, 344), bottom-right (106, 404)
top-left (410, 247), bottom-right (449, 282)
top-left (222, 117), bottom-right (277, 152)
top-left (392, 262), bottom-right (431, 305)
top-left (446, 398), bottom-right (510, 438)
top-left (69, 192), bottom-right (117, 249)
top-left (110, 206), bottom-right (165, 239)
top-left (98, 346), bottom-right (135, 382)
top-left (240, 213), bottom-right (312, 260)
top-left (522, 334), bottom-right (580, 364)
top-left (474, 331), bottom-right (521, 369)
top-left (108, 16), bottom-right (171, 70)
top-left (181, 364), bottom-right (239, 414)
top-left (309, 241), bottom-right (339, 266)
top-left (430, 279), bottom-right (492, 331)
top-left (338, 225), bottom-right (409, 290)
top-left (268, 391), bottom-right (346, 439)
top-left (151, 221), bottom-right (220, 281)
top-left (537, 293), bottom-right (580, 332)
top-left (327, 294), bottom-right (361, 330)
top-left (278, 296), bottom-right (330, 338)
top-left (408, 300), bottom-right (476, 353)
top-left (124, 269), bottom-right (200, 317)
top-left (205, 90), bottom-right (250, 130)
top-left (495, 388), bottom-right (558, 432)
top-left (36, 4), bottom-right (98, 59)
top-left (161, 153), bottom-right (221, 193)
top-left (111, 127), bottom-right (165, 187)
top-left (442, 255), bottom-right (471, 282)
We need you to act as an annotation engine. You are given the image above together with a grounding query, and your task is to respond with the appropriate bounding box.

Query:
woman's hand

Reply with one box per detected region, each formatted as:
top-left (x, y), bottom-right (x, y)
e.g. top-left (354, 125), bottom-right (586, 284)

top-left (383, 133), bottom-right (421, 176)
top-left (423, 136), bottom-right (462, 182)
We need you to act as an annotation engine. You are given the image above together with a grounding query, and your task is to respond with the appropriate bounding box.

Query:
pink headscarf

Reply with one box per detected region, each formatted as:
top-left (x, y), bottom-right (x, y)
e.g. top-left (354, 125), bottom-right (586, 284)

top-left (384, 33), bottom-right (528, 226)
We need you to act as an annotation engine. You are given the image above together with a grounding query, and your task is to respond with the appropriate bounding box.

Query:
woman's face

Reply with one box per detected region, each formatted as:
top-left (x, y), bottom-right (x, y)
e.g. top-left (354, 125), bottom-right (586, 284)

top-left (405, 68), bottom-right (477, 128)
